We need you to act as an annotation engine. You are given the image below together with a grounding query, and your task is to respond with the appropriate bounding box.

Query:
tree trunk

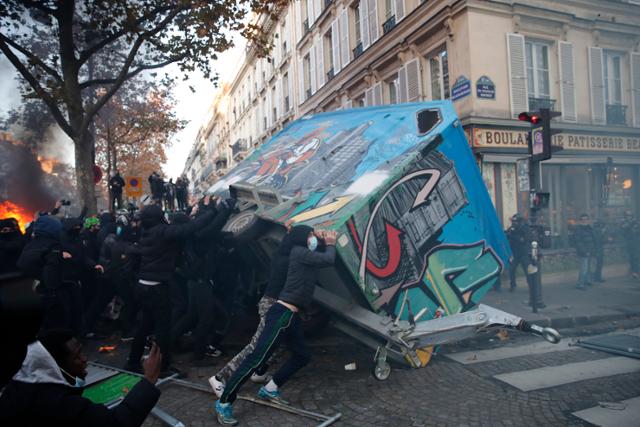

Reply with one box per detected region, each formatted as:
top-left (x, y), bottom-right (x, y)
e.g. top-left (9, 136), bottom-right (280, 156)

top-left (74, 133), bottom-right (97, 214)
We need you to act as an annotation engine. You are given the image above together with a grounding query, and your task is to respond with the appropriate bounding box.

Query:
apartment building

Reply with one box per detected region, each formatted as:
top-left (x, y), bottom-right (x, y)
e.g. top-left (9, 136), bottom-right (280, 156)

top-left (187, 0), bottom-right (640, 247)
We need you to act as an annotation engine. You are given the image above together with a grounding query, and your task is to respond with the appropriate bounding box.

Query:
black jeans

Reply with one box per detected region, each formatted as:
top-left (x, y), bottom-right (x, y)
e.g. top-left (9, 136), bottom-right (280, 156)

top-left (128, 282), bottom-right (172, 369)
top-left (172, 280), bottom-right (215, 358)
top-left (111, 191), bottom-right (123, 211)
top-left (220, 303), bottom-right (311, 404)
top-left (509, 256), bottom-right (532, 289)
top-left (84, 276), bottom-right (115, 333)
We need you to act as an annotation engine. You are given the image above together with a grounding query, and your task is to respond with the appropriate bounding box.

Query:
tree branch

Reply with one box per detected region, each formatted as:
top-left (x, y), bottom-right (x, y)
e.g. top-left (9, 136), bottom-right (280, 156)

top-left (78, 54), bottom-right (187, 90)
top-left (0, 33), bottom-right (74, 136)
top-left (0, 33), bottom-right (63, 82)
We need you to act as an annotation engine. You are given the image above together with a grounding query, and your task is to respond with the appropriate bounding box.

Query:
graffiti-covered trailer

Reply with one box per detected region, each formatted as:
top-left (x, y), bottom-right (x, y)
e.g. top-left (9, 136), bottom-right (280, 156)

top-left (210, 101), bottom-right (560, 379)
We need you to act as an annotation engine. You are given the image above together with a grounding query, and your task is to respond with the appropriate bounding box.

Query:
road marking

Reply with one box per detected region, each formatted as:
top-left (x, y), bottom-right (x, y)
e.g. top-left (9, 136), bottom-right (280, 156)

top-left (494, 357), bottom-right (640, 392)
top-left (446, 328), bottom-right (640, 365)
top-left (572, 396), bottom-right (640, 427)
top-left (446, 340), bottom-right (576, 364)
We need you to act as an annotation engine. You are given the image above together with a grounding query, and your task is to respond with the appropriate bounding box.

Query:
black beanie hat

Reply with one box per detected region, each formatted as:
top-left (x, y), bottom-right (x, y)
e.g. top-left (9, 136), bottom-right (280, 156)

top-left (289, 225), bottom-right (313, 247)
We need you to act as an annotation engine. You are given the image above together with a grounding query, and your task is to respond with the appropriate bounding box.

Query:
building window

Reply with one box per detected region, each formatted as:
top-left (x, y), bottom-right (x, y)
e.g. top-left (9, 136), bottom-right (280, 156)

top-left (303, 53), bottom-right (312, 100)
top-left (355, 95), bottom-right (365, 107)
top-left (604, 52), bottom-right (626, 125)
top-left (386, 74), bottom-right (398, 104)
top-left (526, 40), bottom-right (552, 109)
top-left (428, 49), bottom-right (449, 100)
top-left (272, 86), bottom-right (277, 123)
top-left (324, 29), bottom-right (334, 81)
top-left (354, 3), bottom-right (361, 44)
top-left (283, 72), bottom-right (290, 111)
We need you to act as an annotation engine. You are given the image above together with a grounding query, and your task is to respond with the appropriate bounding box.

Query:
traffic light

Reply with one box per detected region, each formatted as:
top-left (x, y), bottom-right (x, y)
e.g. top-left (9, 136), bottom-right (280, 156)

top-left (519, 108), bottom-right (562, 161)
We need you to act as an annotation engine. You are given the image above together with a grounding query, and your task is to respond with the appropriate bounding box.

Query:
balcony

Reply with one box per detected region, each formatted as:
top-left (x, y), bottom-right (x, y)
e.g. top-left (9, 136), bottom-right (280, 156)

top-left (353, 42), bottom-right (363, 60)
top-left (606, 104), bottom-right (627, 126)
top-left (327, 67), bottom-right (334, 82)
top-left (303, 19), bottom-right (309, 35)
top-left (382, 15), bottom-right (396, 34)
top-left (528, 97), bottom-right (556, 112)
top-left (231, 139), bottom-right (248, 160)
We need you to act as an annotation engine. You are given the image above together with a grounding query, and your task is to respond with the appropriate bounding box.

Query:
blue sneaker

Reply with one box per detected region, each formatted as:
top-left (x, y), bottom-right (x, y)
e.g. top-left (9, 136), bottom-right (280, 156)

top-left (257, 386), bottom-right (289, 406)
top-left (214, 400), bottom-right (238, 425)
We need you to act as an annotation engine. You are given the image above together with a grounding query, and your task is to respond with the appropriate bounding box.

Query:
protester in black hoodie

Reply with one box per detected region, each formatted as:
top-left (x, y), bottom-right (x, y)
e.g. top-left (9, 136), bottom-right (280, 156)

top-left (215, 225), bottom-right (337, 425)
top-left (0, 218), bottom-right (25, 275)
top-left (59, 218), bottom-right (88, 336)
top-left (172, 199), bottom-right (232, 362)
top-left (0, 329), bottom-right (161, 427)
top-left (126, 197), bottom-right (224, 374)
top-left (17, 215), bottom-right (66, 332)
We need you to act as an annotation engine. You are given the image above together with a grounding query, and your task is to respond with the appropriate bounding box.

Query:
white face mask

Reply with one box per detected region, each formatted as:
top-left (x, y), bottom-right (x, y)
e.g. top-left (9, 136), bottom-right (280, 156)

top-left (307, 236), bottom-right (318, 251)
top-left (60, 367), bottom-right (86, 388)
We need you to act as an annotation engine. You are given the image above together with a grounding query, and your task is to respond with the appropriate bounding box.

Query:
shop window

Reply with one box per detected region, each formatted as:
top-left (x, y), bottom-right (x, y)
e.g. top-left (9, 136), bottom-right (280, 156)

top-left (386, 74), bottom-right (399, 104)
top-left (526, 40), bottom-right (553, 111)
top-left (427, 49), bottom-right (449, 100)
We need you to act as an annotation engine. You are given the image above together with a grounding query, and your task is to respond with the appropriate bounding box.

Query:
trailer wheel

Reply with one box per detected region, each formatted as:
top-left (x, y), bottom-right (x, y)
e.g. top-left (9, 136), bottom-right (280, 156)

top-left (372, 360), bottom-right (391, 381)
top-left (223, 209), bottom-right (265, 243)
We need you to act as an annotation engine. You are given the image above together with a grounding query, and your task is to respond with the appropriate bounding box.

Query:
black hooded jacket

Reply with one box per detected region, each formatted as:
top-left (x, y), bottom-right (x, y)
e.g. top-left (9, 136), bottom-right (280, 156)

top-left (60, 218), bottom-right (88, 283)
top-left (263, 233), bottom-right (293, 299)
top-left (134, 204), bottom-right (217, 283)
top-left (0, 219), bottom-right (25, 275)
top-left (277, 225), bottom-right (336, 309)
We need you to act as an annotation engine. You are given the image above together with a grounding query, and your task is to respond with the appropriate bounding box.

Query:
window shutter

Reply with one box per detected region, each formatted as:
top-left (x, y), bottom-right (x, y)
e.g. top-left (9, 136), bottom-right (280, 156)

top-left (506, 33), bottom-right (528, 118)
top-left (398, 65), bottom-right (408, 103)
top-left (405, 58), bottom-right (422, 102)
top-left (266, 87), bottom-right (272, 127)
top-left (367, 0), bottom-right (379, 45)
top-left (365, 87), bottom-right (373, 106)
top-left (314, 0), bottom-right (323, 22)
top-left (345, 100), bottom-right (353, 109)
top-left (295, 1), bottom-right (302, 42)
top-left (298, 57), bottom-right (305, 105)
top-left (588, 46), bottom-right (606, 125)
top-left (340, 11), bottom-right (350, 68)
top-left (316, 41), bottom-right (325, 88)
top-left (631, 52), bottom-right (640, 127)
top-left (360, 0), bottom-right (370, 50)
top-left (310, 46), bottom-right (317, 93)
top-left (395, 0), bottom-right (405, 22)
top-left (276, 78), bottom-right (282, 119)
top-left (307, 0), bottom-right (315, 26)
top-left (288, 68), bottom-right (293, 111)
top-left (331, 19), bottom-right (341, 73)
top-left (284, 14), bottom-right (290, 53)
top-left (373, 82), bottom-right (383, 105)
top-left (558, 41), bottom-right (577, 122)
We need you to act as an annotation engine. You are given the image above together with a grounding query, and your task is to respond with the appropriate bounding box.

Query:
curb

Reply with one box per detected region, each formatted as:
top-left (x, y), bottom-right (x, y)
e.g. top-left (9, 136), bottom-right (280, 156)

top-left (522, 311), bottom-right (640, 330)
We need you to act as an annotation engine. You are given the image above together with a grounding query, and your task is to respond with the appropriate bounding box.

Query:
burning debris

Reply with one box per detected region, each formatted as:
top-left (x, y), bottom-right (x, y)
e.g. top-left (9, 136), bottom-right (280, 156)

top-left (0, 200), bottom-right (32, 233)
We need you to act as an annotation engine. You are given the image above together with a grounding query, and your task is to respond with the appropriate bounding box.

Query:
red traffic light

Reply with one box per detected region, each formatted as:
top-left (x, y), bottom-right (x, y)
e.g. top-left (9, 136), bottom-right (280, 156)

top-left (518, 112), bottom-right (541, 124)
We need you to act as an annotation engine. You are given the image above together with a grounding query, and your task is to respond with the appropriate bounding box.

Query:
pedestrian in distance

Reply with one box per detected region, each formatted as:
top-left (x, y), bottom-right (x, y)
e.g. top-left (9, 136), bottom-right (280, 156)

top-left (620, 210), bottom-right (640, 279)
top-left (504, 214), bottom-right (534, 292)
top-left (591, 219), bottom-right (607, 283)
top-left (108, 170), bottom-right (126, 211)
top-left (214, 225), bottom-right (337, 426)
top-left (572, 213), bottom-right (595, 290)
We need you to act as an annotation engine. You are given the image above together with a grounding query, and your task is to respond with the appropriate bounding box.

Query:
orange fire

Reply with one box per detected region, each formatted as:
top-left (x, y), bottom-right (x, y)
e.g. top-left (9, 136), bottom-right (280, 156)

top-left (37, 156), bottom-right (56, 174)
top-left (0, 201), bottom-right (34, 233)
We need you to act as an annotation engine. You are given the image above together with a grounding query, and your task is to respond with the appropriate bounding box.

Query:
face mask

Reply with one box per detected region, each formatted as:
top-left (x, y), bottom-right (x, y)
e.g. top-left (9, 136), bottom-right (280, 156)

top-left (60, 367), bottom-right (86, 388)
top-left (307, 236), bottom-right (318, 252)
top-left (116, 226), bottom-right (123, 236)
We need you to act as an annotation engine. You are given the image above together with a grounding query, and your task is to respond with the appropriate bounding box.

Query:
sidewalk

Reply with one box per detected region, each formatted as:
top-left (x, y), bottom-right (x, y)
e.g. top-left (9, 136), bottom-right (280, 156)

top-left (483, 263), bottom-right (640, 328)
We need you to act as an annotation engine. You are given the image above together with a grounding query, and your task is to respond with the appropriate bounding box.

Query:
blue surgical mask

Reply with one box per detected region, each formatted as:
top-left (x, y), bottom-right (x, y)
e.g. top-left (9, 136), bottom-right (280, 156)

top-left (74, 376), bottom-right (86, 388)
top-left (116, 226), bottom-right (123, 236)
top-left (307, 236), bottom-right (318, 252)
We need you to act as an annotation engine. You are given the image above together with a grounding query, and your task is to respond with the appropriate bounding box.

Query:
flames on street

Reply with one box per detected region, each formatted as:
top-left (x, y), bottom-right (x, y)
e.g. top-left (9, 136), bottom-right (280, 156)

top-left (0, 200), bottom-right (33, 233)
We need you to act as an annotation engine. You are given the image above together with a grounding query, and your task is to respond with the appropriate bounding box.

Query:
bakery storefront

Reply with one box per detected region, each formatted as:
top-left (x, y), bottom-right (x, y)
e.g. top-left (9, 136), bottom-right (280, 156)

top-left (467, 127), bottom-right (640, 249)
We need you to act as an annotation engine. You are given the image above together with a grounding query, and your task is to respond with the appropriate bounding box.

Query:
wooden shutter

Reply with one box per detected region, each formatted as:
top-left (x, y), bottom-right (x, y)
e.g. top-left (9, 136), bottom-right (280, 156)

top-left (316, 41), bottom-right (325, 88)
top-left (395, 0), bottom-right (405, 22)
top-left (340, 10), bottom-right (350, 68)
top-left (558, 41), bottom-right (576, 122)
top-left (588, 46), bottom-right (606, 125)
top-left (331, 19), bottom-right (341, 73)
top-left (367, 0), bottom-right (379, 45)
top-left (307, 0), bottom-right (315, 27)
top-left (361, 0), bottom-right (370, 50)
top-left (298, 57), bottom-right (305, 105)
top-left (288, 67), bottom-right (293, 111)
top-left (405, 58), bottom-right (422, 102)
top-left (276, 78), bottom-right (282, 119)
top-left (314, 0), bottom-right (322, 23)
top-left (398, 65), bottom-right (408, 103)
top-left (266, 86), bottom-right (272, 127)
top-left (309, 47), bottom-right (317, 94)
top-left (345, 100), bottom-right (353, 109)
top-left (284, 13), bottom-right (290, 54)
top-left (295, 1), bottom-right (302, 42)
top-left (364, 87), bottom-right (374, 106)
top-left (506, 33), bottom-right (528, 118)
top-left (631, 52), bottom-right (640, 127)
top-left (373, 82), bottom-right (383, 105)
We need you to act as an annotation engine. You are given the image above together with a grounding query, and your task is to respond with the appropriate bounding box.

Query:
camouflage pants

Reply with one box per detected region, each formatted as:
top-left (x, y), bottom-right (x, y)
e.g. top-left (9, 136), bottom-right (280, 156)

top-left (216, 296), bottom-right (276, 381)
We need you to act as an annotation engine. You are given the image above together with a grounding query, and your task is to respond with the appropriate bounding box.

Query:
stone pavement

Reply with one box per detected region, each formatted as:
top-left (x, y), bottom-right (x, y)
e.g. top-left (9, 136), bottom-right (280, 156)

top-left (82, 263), bottom-right (640, 426)
top-left (484, 263), bottom-right (640, 328)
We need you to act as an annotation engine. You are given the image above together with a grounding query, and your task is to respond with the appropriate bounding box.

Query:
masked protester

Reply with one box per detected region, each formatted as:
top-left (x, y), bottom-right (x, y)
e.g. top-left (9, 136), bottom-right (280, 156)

top-left (214, 225), bottom-right (337, 426)
top-left (0, 329), bottom-right (161, 426)
top-left (573, 213), bottom-right (595, 289)
top-left (109, 170), bottom-right (126, 211)
top-left (125, 198), bottom-right (220, 375)
top-left (0, 218), bottom-right (26, 275)
top-left (59, 218), bottom-right (88, 336)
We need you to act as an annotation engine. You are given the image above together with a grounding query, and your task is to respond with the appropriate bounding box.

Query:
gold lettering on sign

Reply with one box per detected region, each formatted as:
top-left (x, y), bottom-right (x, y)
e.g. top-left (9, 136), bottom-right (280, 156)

top-left (472, 128), bottom-right (640, 153)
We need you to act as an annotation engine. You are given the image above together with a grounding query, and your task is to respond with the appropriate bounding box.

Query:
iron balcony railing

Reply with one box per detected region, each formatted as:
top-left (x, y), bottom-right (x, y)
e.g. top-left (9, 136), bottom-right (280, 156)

top-left (353, 42), bottom-right (363, 60)
top-left (528, 97), bottom-right (556, 112)
top-left (382, 15), bottom-right (396, 34)
top-left (327, 67), bottom-right (334, 82)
